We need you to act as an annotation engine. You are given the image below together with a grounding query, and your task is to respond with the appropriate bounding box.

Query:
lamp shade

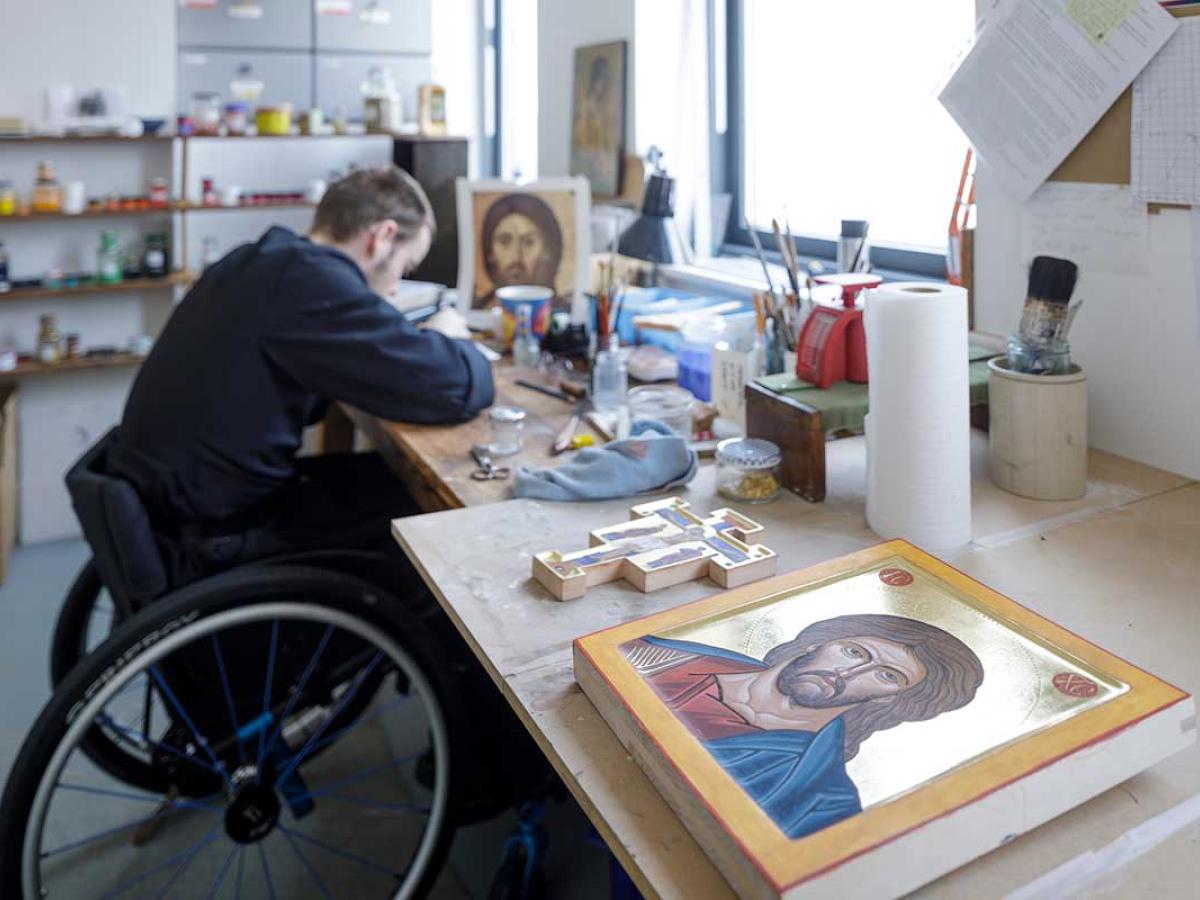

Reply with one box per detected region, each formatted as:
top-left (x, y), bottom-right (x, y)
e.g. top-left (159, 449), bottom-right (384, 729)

top-left (617, 172), bottom-right (689, 265)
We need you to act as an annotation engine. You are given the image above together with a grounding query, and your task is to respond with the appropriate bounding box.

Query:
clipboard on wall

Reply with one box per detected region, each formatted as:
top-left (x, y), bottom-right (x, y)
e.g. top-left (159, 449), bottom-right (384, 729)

top-left (1049, 3), bottom-right (1200, 201)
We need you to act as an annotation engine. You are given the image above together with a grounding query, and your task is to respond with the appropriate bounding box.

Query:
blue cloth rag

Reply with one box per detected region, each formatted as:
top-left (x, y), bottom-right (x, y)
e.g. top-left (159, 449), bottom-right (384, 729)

top-left (513, 420), bottom-right (698, 501)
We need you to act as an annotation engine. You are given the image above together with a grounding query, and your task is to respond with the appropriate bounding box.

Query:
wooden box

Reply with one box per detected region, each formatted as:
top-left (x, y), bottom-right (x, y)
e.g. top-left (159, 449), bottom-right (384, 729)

top-left (574, 541), bottom-right (1194, 899)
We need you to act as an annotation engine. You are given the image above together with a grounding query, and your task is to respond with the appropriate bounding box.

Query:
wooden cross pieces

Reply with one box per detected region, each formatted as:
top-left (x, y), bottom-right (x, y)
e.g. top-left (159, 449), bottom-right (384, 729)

top-left (532, 497), bottom-right (778, 601)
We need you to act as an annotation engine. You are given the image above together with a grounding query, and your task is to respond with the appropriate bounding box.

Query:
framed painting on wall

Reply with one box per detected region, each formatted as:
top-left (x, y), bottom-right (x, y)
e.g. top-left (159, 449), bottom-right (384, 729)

top-left (455, 176), bottom-right (592, 322)
top-left (570, 40), bottom-right (627, 198)
top-left (574, 540), bottom-right (1194, 899)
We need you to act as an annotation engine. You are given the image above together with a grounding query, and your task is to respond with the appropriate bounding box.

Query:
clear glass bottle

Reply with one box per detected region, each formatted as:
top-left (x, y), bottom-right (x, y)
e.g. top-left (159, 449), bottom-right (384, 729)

top-left (488, 405), bottom-right (526, 456)
top-left (592, 334), bottom-right (628, 412)
top-left (96, 231), bottom-right (122, 284)
top-left (0, 241), bottom-right (10, 293)
top-left (512, 304), bottom-right (541, 370)
top-left (36, 314), bottom-right (61, 364)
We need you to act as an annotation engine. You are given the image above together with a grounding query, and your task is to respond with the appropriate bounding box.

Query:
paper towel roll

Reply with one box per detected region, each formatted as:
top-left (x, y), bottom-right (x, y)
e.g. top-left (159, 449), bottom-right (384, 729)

top-left (864, 282), bottom-right (971, 551)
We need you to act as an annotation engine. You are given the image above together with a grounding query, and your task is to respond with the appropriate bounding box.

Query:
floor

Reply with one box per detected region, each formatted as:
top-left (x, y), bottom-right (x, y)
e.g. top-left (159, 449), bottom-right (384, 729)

top-left (0, 539), bottom-right (612, 899)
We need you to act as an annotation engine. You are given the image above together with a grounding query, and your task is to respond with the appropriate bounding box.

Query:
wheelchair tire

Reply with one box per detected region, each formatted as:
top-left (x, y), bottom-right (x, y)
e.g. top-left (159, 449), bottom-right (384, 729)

top-left (49, 558), bottom-right (106, 687)
top-left (2, 565), bottom-right (458, 899)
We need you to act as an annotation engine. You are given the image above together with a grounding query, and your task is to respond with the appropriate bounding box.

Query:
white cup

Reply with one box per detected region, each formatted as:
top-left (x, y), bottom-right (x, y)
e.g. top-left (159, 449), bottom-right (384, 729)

top-left (220, 185), bottom-right (243, 207)
top-left (63, 181), bottom-right (86, 215)
top-left (306, 178), bottom-right (327, 204)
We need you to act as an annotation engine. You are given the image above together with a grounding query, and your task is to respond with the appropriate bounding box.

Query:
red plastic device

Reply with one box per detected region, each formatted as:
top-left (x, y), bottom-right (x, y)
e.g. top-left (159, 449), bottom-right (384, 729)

top-left (794, 273), bottom-right (883, 388)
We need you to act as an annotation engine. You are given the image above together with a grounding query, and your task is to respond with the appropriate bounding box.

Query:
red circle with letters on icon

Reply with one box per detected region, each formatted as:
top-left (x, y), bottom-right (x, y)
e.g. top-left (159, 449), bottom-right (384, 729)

top-left (1052, 673), bottom-right (1099, 698)
top-left (878, 568), bottom-right (914, 587)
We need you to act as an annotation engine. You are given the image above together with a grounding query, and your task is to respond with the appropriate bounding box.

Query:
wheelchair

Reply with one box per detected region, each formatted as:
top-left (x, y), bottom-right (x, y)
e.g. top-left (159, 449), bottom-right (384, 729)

top-left (0, 430), bottom-right (492, 899)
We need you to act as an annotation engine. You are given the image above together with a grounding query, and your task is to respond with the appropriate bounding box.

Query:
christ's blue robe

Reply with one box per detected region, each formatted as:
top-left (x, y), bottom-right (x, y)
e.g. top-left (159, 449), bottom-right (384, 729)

top-left (643, 636), bottom-right (863, 840)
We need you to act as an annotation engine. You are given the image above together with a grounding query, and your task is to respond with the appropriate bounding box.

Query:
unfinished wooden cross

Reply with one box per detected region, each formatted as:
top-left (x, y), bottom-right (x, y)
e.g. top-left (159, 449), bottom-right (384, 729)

top-left (532, 497), bottom-right (777, 601)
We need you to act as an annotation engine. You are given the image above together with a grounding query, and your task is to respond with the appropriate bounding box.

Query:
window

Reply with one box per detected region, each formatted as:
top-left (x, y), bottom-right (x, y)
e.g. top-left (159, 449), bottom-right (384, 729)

top-left (731, 0), bottom-right (975, 272)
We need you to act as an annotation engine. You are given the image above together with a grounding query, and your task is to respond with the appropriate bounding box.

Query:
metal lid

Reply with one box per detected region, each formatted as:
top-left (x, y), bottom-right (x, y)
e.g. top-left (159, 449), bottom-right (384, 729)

top-left (489, 405), bottom-right (527, 424)
top-left (716, 437), bottom-right (780, 469)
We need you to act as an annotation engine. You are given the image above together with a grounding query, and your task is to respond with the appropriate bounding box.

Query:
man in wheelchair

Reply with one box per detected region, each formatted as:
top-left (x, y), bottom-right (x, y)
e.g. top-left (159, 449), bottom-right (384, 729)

top-left (109, 165), bottom-right (493, 585)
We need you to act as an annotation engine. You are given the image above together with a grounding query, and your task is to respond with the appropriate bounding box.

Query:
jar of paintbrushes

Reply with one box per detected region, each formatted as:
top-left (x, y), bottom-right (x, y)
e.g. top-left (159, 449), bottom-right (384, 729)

top-left (988, 255), bottom-right (1087, 500)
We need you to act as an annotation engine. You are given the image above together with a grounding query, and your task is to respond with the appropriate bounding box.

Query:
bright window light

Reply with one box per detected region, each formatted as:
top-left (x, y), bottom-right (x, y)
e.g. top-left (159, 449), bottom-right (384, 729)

top-left (742, 0), bottom-right (974, 251)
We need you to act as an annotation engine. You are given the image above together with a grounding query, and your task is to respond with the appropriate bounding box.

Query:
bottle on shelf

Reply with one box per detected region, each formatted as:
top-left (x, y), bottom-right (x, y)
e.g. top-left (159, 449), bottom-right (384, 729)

top-left (31, 162), bottom-right (63, 214)
top-left (512, 304), bottom-right (541, 370)
top-left (362, 67), bottom-right (403, 134)
top-left (36, 314), bottom-right (62, 364)
top-left (0, 180), bottom-right (15, 217)
top-left (0, 241), bottom-right (10, 293)
top-left (142, 232), bottom-right (169, 278)
top-left (96, 231), bottom-right (123, 285)
top-left (592, 334), bottom-right (628, 412)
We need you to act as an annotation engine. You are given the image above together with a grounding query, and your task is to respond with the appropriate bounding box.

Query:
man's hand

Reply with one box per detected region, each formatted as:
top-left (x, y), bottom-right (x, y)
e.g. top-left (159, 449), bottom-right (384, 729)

top-left (421, 307), bottom-right (472, 340)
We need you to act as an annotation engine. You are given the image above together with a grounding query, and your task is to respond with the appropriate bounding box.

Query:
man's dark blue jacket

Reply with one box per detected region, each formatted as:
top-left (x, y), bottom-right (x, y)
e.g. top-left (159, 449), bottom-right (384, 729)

top-left (110, 226), bottom-right (493, 523)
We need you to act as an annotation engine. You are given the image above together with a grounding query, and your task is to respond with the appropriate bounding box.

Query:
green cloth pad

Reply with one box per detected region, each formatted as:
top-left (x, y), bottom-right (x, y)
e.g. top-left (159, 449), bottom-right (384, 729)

top-left (754, 345), bottom-right (999, 433)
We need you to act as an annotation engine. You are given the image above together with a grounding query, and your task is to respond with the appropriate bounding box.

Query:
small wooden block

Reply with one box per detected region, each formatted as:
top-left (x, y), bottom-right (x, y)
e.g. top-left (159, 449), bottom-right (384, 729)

top-left (532, 498), bottom-right (777, 601)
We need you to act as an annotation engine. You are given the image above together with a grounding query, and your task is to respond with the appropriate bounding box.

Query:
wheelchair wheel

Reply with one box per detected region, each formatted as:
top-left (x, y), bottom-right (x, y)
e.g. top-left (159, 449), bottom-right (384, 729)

top-left (49, 558), bottom-right (112, 686)
top-left (1, 566), bottom-right (455, 899)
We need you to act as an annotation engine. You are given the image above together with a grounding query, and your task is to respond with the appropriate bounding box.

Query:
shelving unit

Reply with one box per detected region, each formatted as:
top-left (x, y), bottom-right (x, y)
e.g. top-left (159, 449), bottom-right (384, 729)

top-left (0, 353), bottom-right (143, 379)
top-left (0, 271), bottom-right (195, 303)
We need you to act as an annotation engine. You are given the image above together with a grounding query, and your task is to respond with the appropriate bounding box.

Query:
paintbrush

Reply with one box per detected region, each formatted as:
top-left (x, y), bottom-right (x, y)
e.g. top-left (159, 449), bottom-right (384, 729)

top-left (772, 218), bottom-right (800, 295)
top-left (745, 221), bottom-right (777, 295)
top-left (849, 221), bottom-right (870, 273)
top-left (1019, 256), bottom-right (1079, 345)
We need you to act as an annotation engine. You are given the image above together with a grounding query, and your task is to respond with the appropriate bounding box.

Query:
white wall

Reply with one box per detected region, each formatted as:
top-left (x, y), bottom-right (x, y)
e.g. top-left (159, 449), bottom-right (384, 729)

top-left (536, 0), bottom-right (635, 177)
top-left (0, 0), bottom-right (176, 122)
top-left (975, 168), bottom-right (1200, 480)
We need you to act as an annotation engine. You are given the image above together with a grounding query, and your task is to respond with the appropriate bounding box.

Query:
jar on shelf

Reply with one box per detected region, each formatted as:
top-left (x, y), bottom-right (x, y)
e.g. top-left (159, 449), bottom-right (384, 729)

top-left (223, 101), bottom-right (250, 136)
top-left (190, 92), bottom-right (222, 136)
top-left (36, 315), bottom-right (62, 364)
top-left (148, 177), bottom-right (169, 209)
top-left (31, 161), bottom-right (63, 213)
top-left (716, 438), bottom-right (782, 504)
top-left (142, 232), bottom-right (169, 278)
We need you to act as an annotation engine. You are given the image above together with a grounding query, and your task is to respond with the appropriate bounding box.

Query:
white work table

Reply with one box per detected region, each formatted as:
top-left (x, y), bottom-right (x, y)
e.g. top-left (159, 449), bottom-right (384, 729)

top-left (391, 433), bottom-right (1199, 898)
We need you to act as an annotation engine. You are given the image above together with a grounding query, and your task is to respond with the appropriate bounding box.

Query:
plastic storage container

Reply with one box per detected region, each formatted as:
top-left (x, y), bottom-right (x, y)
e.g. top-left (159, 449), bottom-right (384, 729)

top-left (716, 438), bottom-right (782, 503)
top-left (677, 316), bottom-right (727, 402)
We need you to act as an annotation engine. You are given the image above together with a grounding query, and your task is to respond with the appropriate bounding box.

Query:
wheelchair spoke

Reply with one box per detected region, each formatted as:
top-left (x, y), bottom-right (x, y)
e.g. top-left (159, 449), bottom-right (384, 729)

top-left (40, 793), bottom-right (216, 859)
top-left (57, 782), bottom-right (220, 812)
top-left (272, 651), bottom-right (384, 789)
top-left (96, 713), bottom-right (225, 777)
top-left (211, 634), bottom-right (246, 765)
top-left (98, 822), bottom-right (220, 899)
top-left (278, 824), bottom-right (403, 880)
top-left (303, 791), bottom-right (431, 815)
top-left (206, 842), bottom-right (239, 900)
top-left (149, 666), bottom-right (231, 785)
top-left (257, 842), bottom-right (277, 900)
top-left (280, 827), bottom-right (334, 900)
top-left (298, 750), bottom-right (424, 799)
top-left (256, 621), bottom-right (281, 780)
top-left (152, 822), bottom-right (221, 900)
top-left (289, 692), bottom-right (417, 762)
top-left (235, 844), bottom-right (246, 900)
top-left (259, 624), bottom-right (335, 765)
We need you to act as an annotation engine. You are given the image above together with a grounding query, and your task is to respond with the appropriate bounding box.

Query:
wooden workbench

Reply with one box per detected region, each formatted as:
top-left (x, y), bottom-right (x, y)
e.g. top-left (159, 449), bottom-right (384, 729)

top-left (384, 412), bottom-right (1200, 899)
top-left (346, 366), bottom-right (596, 512)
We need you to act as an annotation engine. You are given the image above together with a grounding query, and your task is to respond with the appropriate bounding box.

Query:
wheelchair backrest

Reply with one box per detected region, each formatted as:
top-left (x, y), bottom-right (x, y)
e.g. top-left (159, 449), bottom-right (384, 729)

top-left (65, 429), bottom-right (168, 614)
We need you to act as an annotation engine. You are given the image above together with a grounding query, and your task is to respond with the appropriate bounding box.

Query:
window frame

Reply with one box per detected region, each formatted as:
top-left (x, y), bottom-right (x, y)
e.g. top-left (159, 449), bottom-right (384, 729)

top-left (715, 0), bottom-right (949, 280)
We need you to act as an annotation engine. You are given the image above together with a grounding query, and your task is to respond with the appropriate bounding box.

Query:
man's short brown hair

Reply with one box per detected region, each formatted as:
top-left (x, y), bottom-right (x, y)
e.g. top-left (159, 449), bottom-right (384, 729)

top-left (311, 166), bottom-right (435, 243)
